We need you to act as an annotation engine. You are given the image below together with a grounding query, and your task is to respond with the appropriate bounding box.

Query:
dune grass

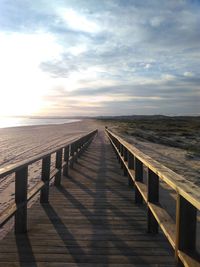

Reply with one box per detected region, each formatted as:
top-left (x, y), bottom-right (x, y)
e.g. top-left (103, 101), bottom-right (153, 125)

top-left (99, 116), bottom-right (200, 158)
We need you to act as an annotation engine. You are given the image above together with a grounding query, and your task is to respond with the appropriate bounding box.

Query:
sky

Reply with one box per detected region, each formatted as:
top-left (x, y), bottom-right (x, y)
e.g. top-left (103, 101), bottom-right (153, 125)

top-left (0, 0), bottom-right (200, 117)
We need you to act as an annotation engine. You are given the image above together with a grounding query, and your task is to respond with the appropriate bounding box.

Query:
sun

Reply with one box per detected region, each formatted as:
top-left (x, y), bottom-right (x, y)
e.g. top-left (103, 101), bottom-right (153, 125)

top-left (0, 92), bottom-right (43, 117)
top-left (0, 31), bottom-right (63, 117)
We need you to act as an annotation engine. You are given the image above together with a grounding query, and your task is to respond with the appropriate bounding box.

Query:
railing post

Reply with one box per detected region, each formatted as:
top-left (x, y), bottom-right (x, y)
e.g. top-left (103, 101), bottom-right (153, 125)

top-left (113, 138), bottom-right (119, 161)
top-left (63, 146), bottom-right (69, 177)
top-left (120, 144), bottom-right (124, 156)
top-left (147, 169), bottom-right (159, 233)
top-left (54, 149), bottom-right (63, 186)
top-left (77, 140), bottom-right (80, 156)
top-left (175, 194), bottom-right (197, 266)
top-left (117, 141), bottom-right (120, 163)
top-left (78, 138), bottom-right (82, 157)
top-left (15, 166), bottom-right (28, 234)
top-left (70, 143), bottom-right (74, 168)
top-left (128, 151), bottom-right (134, 169)
top-left (73, 141), bottom-right (77, 162)
top-left (120, 144), bottom-right (124, 169)
top-left (81, 137), bottom-right (86, 155)
top-left (123, 146), bottom-right (128, 176)
top-left (128, 151), bottom-right (134, 186)
top-left (40, 155), bottom-right (51, 203)
top-left (75, 141), bottom-right (79, 162)
top-left (135, 158), bottom-right (143, 204)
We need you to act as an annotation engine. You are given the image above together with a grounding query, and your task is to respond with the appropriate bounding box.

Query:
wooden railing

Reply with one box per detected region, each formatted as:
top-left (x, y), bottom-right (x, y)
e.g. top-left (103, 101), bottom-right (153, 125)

top-left (106, 128), bottom-right (200, 267)
top-left (0, 129), bottom-right (97, 234)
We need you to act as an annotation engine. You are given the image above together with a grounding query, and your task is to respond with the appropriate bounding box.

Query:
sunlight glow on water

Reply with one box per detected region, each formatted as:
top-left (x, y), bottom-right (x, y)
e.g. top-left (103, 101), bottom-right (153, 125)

top-left (0, 117), bottom-right (80, 128)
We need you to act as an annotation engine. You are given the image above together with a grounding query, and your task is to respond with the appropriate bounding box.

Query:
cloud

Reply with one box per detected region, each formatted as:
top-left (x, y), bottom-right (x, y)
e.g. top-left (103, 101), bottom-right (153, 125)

top-left (144, 63), bottom-right (151, 69)
top-left (0, 0), bottom-right (200, 116)
top-left (57, 8), bottom-right (100, 34)
top-left (184, 71), bottom-right (194, 77)
top-left (150, 16), bottom-right (164, 27)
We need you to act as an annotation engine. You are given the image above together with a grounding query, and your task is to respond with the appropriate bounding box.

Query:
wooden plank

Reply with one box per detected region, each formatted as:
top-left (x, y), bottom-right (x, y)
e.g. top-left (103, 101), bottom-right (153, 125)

top-left (28, 181), bottom-right (44, 202)
top-left (50, 168), bottom-right (59, 181)
top-left (135, 181), bottom-right (148, 202)
top-left (0, 202), bottom-right (17, 227)
top-left (148, 203), bottom-right (176, 249)
top-left (178, 251), bottom-right (200, 267)
top-left (0, 263), bottom-right (176, 267)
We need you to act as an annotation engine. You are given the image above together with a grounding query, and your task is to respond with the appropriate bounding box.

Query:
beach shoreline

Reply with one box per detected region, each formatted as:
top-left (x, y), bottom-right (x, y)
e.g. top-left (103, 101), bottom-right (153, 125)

top-left (0, 117), bottom-right (82, 129)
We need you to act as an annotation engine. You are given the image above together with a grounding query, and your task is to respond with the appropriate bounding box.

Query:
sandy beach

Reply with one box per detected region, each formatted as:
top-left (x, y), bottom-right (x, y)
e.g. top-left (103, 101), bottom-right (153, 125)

top-left (0, 119), bottom-right (98, 190)
top-left (0, 119), bottom-right (99, 237)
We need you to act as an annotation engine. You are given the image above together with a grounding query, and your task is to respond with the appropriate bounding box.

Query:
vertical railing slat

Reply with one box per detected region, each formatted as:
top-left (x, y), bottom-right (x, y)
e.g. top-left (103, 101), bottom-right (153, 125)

top-left (74, 140), bottom-right (78, 160)
top-left (117, 140), bottom-right (120, 163)
top-left (63, 146), bottom-right (69, 177)
top-left (175, 194), bottom-right (197, 265)
top-left (70, 143), bottom-right (74, 168)
top-left (54, 149), bottom-right (63, 186)
top-left (147, 169), bottom-right (159, 233)
top-left (40, 155), bottom-right (51, 203)
top-left (128, 151), bottom-right (134, 186)
top-left (15, 166), bottom-right (28, 234)
top-left (123, 147), bottom-right (128, 176)
top-left (134, 157), bottom-right (143, 204)
top-left (120, 144), bottom-right (124, 169)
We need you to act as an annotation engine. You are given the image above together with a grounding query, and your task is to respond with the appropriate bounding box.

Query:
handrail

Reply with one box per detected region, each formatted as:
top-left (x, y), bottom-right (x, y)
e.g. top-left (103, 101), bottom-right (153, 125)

top-left (0, 129), bottom-right (97, 232)
top-left (106, 128), bottom-right (200, 267)
top-left (0, 129), bottom-right (97, 178)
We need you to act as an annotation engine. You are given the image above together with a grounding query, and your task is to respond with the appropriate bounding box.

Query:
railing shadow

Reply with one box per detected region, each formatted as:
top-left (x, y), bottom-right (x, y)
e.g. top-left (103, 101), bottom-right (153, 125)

top-left (15, 234), bottom-right (37, 267)
top-left (71, 167), bottom-right (133, 203)
top-left (41, 203), bottom-right (89, 266)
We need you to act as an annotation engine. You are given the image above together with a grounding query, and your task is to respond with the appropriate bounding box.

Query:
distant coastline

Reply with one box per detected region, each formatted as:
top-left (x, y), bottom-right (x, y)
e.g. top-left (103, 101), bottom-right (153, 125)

top-left (0, 116), bottom-right (81, 128)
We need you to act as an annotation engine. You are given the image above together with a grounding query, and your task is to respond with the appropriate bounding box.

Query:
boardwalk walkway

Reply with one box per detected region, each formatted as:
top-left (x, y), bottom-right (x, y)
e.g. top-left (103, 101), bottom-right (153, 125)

top-left (0, 131), bottom-right (175, 266)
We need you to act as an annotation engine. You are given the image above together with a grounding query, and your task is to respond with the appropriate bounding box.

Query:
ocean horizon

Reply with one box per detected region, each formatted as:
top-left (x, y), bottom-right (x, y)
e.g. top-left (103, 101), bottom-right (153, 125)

top-left (0, 116), bottom-right (81, 128)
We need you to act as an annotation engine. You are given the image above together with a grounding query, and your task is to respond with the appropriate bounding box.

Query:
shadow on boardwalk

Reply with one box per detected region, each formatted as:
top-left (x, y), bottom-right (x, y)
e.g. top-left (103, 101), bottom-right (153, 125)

top-left (0, 130), bottom-right (175, 266)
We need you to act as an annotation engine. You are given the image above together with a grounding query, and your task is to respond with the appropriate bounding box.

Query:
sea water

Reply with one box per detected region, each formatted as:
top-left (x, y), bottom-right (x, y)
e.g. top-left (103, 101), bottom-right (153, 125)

top-left (0, 116), bottom-right (81, 128)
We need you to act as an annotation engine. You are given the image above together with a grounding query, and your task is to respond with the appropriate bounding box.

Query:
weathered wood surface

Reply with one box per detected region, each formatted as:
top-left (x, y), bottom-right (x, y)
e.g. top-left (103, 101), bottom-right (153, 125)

top-left (106, 128), bottom-right (200, 267)
top-left (0, 131), bottom-right (175, 266)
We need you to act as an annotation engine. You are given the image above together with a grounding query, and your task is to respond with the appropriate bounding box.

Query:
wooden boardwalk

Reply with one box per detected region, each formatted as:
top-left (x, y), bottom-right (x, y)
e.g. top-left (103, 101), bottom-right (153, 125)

top-left (0, 131), bottom-right (175, 266)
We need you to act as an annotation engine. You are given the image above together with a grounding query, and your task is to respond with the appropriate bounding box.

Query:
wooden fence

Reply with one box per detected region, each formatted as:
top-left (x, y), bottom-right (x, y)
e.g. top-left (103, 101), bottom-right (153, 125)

top-left (0, 129), bottom-right (97, 234)
top-left (106, 128), bottom-right (200, 267)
